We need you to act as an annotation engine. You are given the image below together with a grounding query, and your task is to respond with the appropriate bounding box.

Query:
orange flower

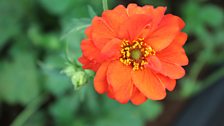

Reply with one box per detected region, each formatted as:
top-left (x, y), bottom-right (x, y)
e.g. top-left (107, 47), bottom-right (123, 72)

top-left (79, 4), bottom-right (188, 105)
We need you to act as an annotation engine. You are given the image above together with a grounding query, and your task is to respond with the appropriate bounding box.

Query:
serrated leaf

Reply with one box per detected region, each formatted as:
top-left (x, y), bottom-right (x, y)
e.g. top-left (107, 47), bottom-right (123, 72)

top-left (0, 49), bottom-right (40, 105)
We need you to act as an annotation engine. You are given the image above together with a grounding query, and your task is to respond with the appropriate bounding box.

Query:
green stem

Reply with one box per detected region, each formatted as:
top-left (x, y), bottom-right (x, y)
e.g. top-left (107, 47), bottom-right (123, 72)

top-left (189, 51), bottom-right (207, 81)
top-left (201, 66), bottom-right (224, 90)
top-left (10, 94), bottom-right (46, 126)
top-left (102, 0), bottom-right (108, 11)
top-left (65, 40), bottom-right (73, 64)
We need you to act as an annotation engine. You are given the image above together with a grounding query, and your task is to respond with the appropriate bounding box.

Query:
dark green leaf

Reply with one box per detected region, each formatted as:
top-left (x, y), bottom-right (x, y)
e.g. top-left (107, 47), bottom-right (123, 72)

top-left (0, 48), bottom-right (40, 104)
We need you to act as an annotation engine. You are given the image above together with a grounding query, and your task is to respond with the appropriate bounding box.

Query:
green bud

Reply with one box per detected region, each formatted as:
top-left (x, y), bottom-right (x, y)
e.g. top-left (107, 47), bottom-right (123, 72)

top-left (62, 64), bottom-right (93, 90)
top-left (71, 71), bottom-right (88, 90)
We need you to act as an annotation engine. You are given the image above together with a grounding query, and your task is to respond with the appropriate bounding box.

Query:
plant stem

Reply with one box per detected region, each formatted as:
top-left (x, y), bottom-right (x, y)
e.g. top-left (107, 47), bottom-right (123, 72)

top-left (102, 0), bottom-right (108, 11)
top-left (10, 94), bottom-right (46, 126)
top-left (201, 66), bottom-right (224, 90)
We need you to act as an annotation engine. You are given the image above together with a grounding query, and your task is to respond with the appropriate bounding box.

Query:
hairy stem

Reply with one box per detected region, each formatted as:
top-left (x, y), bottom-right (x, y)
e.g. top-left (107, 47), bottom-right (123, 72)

top-left (102, 0), bottom-right (109, 11)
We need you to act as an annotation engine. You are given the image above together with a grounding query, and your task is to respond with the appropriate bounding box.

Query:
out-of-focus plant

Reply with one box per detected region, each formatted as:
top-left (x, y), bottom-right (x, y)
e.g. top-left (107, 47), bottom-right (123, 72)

top-left (179, 0), bottom-right (224, 98)
top-left (0, 0), bottom-right (224, 126)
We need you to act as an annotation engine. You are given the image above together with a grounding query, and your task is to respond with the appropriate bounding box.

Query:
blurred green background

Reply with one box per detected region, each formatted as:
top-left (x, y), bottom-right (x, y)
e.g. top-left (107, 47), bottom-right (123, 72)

top-left (0, 0), bottom-right (224, 126)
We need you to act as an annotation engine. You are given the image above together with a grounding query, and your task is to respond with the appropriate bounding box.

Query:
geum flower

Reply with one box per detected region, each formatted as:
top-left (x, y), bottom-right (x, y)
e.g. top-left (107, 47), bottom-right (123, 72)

top-left (79, 4), bottom-right (188, 105)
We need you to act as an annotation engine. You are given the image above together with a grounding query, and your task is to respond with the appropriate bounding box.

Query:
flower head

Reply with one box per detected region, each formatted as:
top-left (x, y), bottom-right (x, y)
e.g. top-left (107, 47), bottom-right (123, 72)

top-left (79, 4), bottom-right (188, 105)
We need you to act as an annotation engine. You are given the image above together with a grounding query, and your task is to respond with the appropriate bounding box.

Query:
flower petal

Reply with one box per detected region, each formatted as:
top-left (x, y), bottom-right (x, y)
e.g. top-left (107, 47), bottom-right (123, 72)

top-left (85, 26), bottom-right (93, 38)
top-left (157, 32), bottom-right (188, 66)
top-left (107, 60), bottom-right (133, 103)
top-left (80, 39), bottom-right (100, 61)
top-left (101, 38), bottom-right (121, 60)
top-left (119, 14), bottom-right (152, 41)
top-left (91, 17), bottom-right (116, 49)
top-left (94, 61), bottom-right (110, 94)
top-left (147, 55), bottom-right (162, 72)
top-left (102, 5), bottom-right (128, 31)
top-left (127, 4), bottom-right (147, 15)
top-left (143, 6), bottom-right (167, 31)
top-left (173, 32), bottom-right (188, 46)
top-left (78, 56), bottom-right (100, 72)
top-left (156, 74), bottom-right (176, 91)
top-left (131, 86), bottom-right (147, 105)
top-left (146, 14), bottom-right (185, 51)
top-left (132, 68), bottom-right (166, 100)
top-left (107, 85), bottom-right (115, 99)
top-left (159, 60), bottom-right (186, 79)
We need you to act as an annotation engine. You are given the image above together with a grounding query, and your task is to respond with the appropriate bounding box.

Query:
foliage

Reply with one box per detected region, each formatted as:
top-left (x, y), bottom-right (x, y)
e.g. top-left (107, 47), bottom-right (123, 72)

top-left (0, 0), bottom-right (224, 126)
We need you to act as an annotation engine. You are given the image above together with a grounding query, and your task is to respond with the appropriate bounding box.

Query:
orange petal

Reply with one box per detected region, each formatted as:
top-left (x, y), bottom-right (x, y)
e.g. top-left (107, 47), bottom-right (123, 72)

top-left (157, 46), bottom-right (188, 66)
top-left (142, 6), bottom-right (167, 32)
top-left (80, 39), bottom-right (100, 61)
top-left (126, 4), bottom-right (166, 38)
top-left (91, 17), bottom-right (116, 49)
top-left (119, 14), bottom-right (152, 41)
top-left (131, 86), bottom-right (147, 105)
top-left (157, 32), bottom-right (188, 66)
top-left (107, 85), bottom-right (115, 99)
top-left (94, 61), bottom-right (110, 94)
top-left (132, 68), bottom-right (166, 100)
top-left (107, 60), bottom-right (133, 103)
top-left (174, 32), bottom-right (188, 46)
top-left (159, 60), bottom-right (186, 79)
top-left (127, 4), bottom-right (146, 15)
top-left (156, 74), bottom-right (176, 91)
top-left (101, 38), bottom-right (121, 60)
top-left (147, 55), bottom-right (162, 72)
top-left (78, 56), bottom-right (100, 72)
top-left (146, 14), bottom-right (185, 51)
top-left (102, 5), bottom-right (128, 31)
top-left (85, 26), bottom-right (93, 38)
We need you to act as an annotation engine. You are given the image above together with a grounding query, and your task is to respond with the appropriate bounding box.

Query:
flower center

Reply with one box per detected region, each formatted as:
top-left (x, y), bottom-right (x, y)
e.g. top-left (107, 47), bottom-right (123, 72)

top-left (120, 38), bottom-right (156, 71)
top-left (131, 49), bottom-right (142, 60)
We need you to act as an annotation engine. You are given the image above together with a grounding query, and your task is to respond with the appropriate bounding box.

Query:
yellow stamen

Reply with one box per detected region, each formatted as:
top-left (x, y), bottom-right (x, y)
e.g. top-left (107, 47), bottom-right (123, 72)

top-left (119, 38), bottom-right (156, 71)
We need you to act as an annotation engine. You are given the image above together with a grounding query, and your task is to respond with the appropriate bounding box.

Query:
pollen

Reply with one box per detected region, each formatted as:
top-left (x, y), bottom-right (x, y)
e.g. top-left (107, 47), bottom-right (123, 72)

top-left (120, 38), bottom-right (156, 71)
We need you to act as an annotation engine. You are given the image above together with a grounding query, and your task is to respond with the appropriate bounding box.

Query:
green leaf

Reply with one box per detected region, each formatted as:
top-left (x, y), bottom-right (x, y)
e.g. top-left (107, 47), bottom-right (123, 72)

top-left (49, 94), bottom-right (80, 125)
top-left (39, 0), bottom-right (74, 15)
top-left (40, 55), bottom-right (72, 97)
top-left (214, 29), bottom-right (224, 45)
top-left (28, 25), bottom-right (62, 51)
top-left (24, 111), bottom-right (46, 126)
top-left (95, 105), bottom-right (143, 126)
top-left (200, 5), bottom-right (224, 28)
top-left (181, 1), bottom-right (203, 33)
top-left (137, 100), bottom-right (163, 121)
top-left (84, 85), bottom-right (100, 115)
top-left (43, 70), bottom-right (71, 97)
top-left (0, 48), bottom-right (40, 105)
top-left (0, 0), bottom-right (27, 49)
top-left (95, 97), bottom-right (163, 126)
top-left (141, 0), bottom-right (167, 6)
